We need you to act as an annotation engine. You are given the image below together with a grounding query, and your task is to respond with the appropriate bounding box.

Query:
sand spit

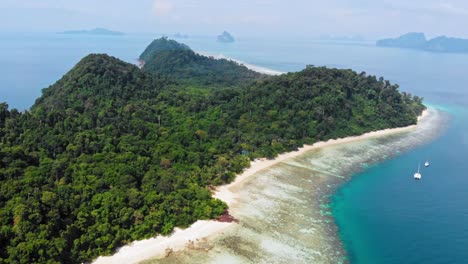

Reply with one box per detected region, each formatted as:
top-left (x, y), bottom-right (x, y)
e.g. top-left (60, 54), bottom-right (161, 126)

top-left (195, 51), bottom-right (285, 76)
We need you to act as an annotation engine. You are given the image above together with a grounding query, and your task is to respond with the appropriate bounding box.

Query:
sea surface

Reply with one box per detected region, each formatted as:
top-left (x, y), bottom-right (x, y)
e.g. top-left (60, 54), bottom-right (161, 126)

top-left (1, 33), bottom-right (468, 263)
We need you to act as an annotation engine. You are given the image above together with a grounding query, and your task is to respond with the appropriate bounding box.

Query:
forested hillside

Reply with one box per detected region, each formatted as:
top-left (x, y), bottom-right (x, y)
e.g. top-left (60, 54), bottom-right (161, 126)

top-left (0, 39), bottom-right (425, 263)
top-left (140, 38), bottom-right (266, 87)
top-left (220, 66), bottom-right (425, 158)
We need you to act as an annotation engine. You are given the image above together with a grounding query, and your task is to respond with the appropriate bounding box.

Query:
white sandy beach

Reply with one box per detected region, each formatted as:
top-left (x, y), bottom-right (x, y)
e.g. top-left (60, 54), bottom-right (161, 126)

top-left (215, 109), bottom-right (428, 207)
top-left (137, 52), bottom-right (284, 75)
top-left (195, 51), bottom-right (285, 75)
top-left (93, 109), bottom-right (429, 264)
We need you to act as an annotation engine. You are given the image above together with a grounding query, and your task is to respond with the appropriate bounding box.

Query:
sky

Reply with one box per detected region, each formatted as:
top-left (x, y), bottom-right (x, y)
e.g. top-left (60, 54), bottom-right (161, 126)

top-left (1, 0), bottom-right (468, 39)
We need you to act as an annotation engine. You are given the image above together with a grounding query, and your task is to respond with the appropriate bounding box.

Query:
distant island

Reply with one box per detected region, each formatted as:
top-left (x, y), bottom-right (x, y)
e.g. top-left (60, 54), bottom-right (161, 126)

top-left (217, 31), bottom-right (235, 43)
top-left (59, 28), bottom-right (124, 36)
top-left (377, 32), bottom-right (468, 53)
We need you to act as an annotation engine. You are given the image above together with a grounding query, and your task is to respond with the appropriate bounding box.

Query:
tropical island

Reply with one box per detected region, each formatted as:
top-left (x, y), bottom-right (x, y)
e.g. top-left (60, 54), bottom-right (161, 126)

top-left (59, 28), bottom-right (124, 36)
top-left (377, 32), bottom-right (468, 53)
top-left (217, 31), bottom-right (235, 43)
top-left (0, 37), bottom-right (425, 263)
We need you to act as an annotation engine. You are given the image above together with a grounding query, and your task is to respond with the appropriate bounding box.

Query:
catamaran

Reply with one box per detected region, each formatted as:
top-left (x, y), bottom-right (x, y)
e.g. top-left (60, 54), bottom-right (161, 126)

top-left (414, 164), bottom-right (422, 180)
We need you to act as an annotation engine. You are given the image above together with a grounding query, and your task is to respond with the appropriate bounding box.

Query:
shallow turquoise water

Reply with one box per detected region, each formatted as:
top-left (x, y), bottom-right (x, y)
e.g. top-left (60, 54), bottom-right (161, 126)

top-left (1, 33), bottom-right (468, 263)
top-left (332, 106), bottom-right (468, 263)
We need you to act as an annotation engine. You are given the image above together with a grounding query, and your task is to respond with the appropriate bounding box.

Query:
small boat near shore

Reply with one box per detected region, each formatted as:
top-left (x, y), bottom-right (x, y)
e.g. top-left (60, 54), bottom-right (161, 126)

top-left (414, 164), bottom-right (422, 180)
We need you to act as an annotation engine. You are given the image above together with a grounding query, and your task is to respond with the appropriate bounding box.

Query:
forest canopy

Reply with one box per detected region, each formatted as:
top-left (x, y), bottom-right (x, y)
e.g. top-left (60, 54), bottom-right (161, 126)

top-left (140, 37), bottom-right (266, 87)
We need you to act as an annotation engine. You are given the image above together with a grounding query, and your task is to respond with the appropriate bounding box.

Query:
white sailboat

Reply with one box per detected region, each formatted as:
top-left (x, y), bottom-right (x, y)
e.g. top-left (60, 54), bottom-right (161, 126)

top-left (414, 164), bottom-right (422, 180)
top-left (425, 160), bottom-right (430, 167)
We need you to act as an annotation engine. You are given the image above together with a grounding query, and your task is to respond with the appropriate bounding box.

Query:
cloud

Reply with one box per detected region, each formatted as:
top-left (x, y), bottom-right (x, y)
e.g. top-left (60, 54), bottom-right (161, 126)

top-left (321, 7), bottom-right (369, 17)
top-left (382, 0), bottom-right (468, 16)
top-left (433, 2), bottom-right (468, 16)
top-left (153, 0), bottom-right (174, 16)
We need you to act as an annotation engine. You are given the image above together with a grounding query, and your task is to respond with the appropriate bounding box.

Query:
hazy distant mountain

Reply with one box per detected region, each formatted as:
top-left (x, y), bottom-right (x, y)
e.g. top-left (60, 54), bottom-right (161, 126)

top-left (377, 32), bottom-right (468, 53)
top-left (59, 28), bottom-right (124, 36)
top-left (425, 36), bottom-right (468, 53)
top-left (377, 33), bottom-right (427, 49)
top-left (217, 31), bottom-right (235, 43)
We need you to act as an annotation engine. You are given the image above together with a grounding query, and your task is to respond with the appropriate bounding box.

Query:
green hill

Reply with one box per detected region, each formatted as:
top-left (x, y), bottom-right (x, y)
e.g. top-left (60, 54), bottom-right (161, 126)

top-left (34, 54), bottom-right (161, 112)
top-left (139, 37), bottom-right (191, 63)
top-left (139, 37), bottom-right (265, 87)
top-left (219, 66), bottom-right (424, 158)
top-left (0, 39), bottom-right (425, 263)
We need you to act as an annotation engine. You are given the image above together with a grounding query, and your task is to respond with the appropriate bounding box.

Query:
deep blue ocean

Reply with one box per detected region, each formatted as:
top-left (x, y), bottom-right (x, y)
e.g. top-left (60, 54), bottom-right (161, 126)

top-left (1, 33), bottom-right (468, 263)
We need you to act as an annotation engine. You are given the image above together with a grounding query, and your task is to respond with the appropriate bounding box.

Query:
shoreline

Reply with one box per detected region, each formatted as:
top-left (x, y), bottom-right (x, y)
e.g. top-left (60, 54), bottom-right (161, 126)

top-left (93, 109), bottom-right (429, 264)
top-left (215, 109), bottom-right (428, 207)
top-left (195, 51), bottom-right (285, 76)
top-left (135, 52), bottom-right (284, 76)
top-left (135, 52), bottom-right (286, 76)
